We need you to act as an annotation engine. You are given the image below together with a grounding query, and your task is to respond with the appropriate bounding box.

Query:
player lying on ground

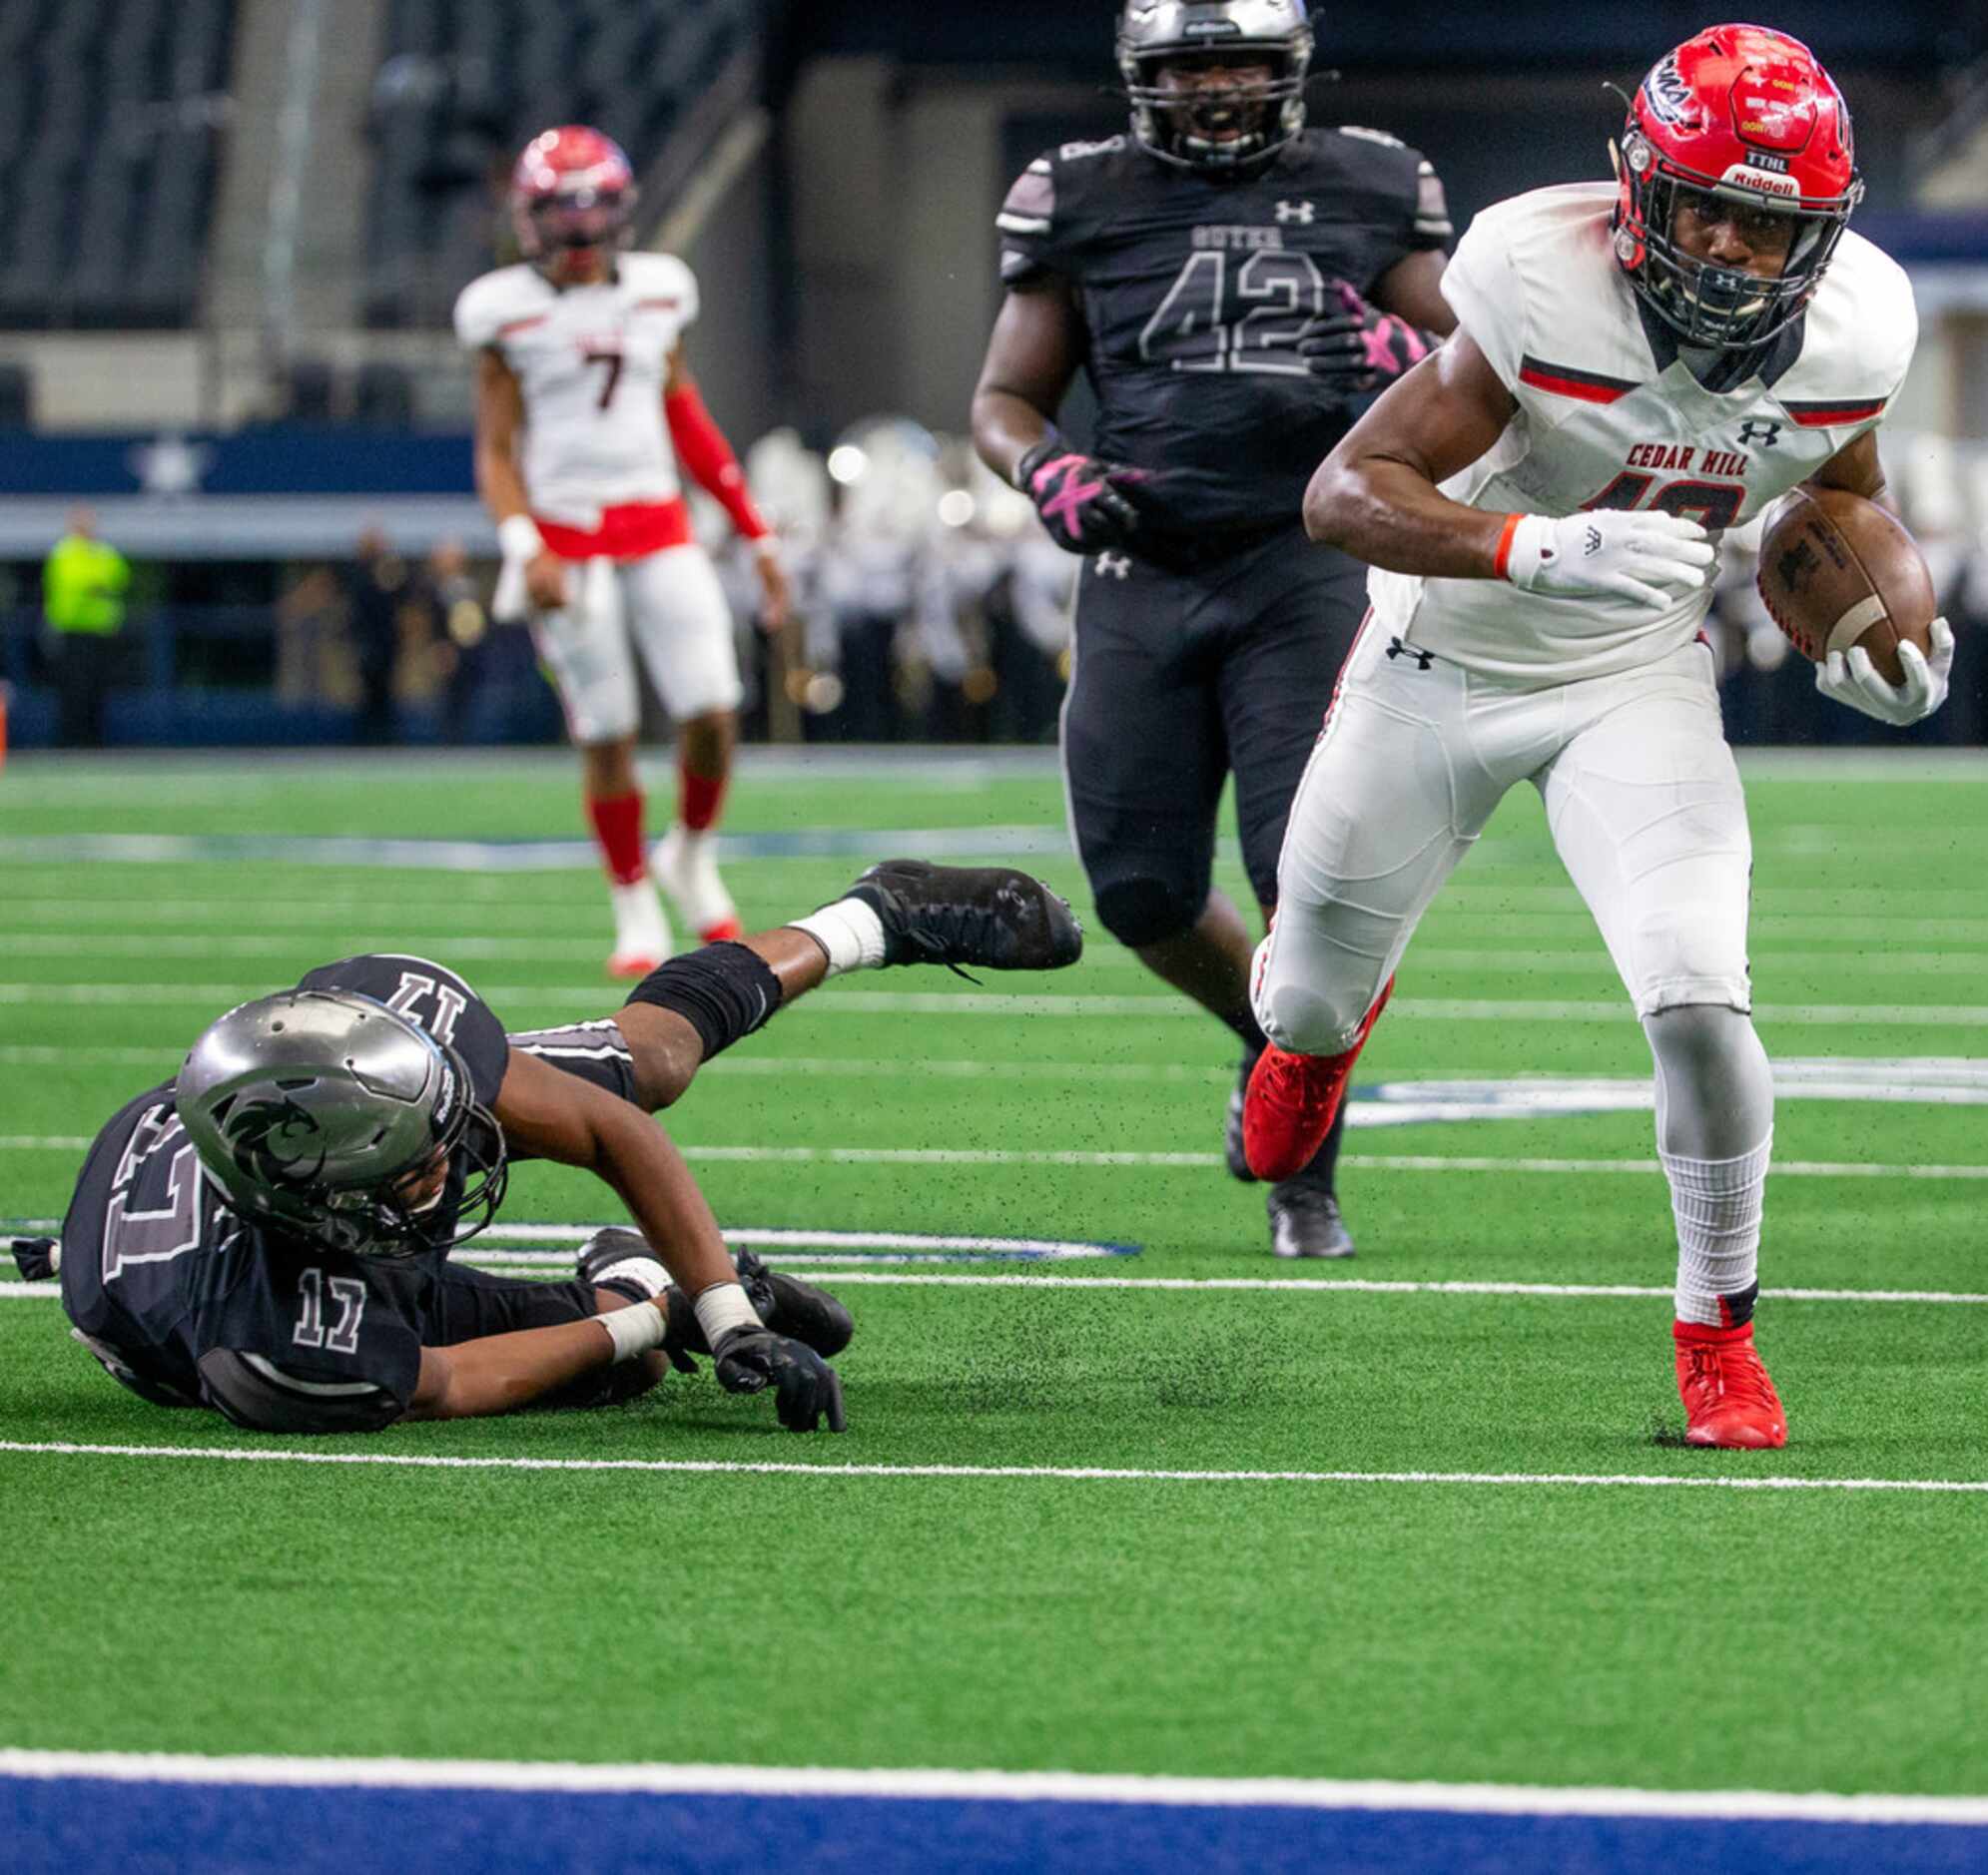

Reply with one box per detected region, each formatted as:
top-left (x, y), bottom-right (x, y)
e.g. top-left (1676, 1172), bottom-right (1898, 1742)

top-left (460, 126), bottom-right (790, 976)
top-left (1241, 25), bottom-right (1953, 1448)
top-left (13, 864), bottom-right (1081, 1438)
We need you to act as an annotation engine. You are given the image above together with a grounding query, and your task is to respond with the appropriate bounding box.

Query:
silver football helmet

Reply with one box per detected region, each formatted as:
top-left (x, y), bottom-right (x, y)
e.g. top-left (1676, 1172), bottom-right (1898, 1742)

top-left (1117, 0), bottom-right (1314, 173)
top-left (176, 989), bottom-right (506, 1258)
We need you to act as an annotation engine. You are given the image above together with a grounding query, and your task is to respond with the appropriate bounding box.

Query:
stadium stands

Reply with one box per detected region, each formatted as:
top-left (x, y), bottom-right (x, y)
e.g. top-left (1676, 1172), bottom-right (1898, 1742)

top-left (0, 0), bottom-right (237, 328)
top-left (361, 0), bottom-right (761, 328)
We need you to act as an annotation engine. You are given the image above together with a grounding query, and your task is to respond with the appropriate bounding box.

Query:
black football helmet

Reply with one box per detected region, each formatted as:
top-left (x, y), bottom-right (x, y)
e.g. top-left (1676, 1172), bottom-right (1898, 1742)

top-left (1117, 0), bottom-right (1315, 173)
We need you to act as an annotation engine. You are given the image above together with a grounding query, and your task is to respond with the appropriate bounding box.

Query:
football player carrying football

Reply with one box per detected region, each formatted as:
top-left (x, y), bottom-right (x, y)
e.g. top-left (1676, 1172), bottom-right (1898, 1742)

top-left (971, 0), bottom-right (1456, 1260)
top-left (15, 865), bottom-right (1081, 1437)
top-left (1245, 25), bottom-right (1954, 1447)
top-left (458, 127), bottom-right (790, 977)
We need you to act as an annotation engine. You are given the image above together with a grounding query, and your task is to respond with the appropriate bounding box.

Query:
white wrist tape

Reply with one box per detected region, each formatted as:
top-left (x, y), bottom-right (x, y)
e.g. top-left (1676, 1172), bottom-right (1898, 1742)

top-left (693, 1281), bottom-right (763, 1350)
top-left (600, 1300), bottom-right (667, 1364)
top-left (498, 514), bottom-right (545, 563)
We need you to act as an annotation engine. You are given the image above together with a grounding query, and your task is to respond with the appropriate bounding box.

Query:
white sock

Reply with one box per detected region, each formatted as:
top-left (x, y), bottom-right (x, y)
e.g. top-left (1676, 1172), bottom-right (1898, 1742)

top-left (788, 899), bottom-right (887, 976)
top-left (1665, 1131), bottom-right (1771, 1327)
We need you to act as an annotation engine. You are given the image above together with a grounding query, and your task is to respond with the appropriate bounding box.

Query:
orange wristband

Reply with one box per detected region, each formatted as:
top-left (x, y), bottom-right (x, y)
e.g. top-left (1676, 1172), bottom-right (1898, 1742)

top-left (1492, 512), bottom-right (1524, 580)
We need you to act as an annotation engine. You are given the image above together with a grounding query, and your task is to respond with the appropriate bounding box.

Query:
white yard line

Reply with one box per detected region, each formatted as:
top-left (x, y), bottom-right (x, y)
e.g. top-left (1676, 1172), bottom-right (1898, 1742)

top-left (8, 1275), bottom-right (1982, 1304)
top-left (14, 934), bottom-right (1988, 977)
top-left (7, 981), bottom-right (1988, 1025)
top-left (0, 1748), bottom-right (1983, 1826)
top-left (6, 1139), bottom-right (1988, 1180)
top-left (0, 1440), bottom-right (1982, 1497)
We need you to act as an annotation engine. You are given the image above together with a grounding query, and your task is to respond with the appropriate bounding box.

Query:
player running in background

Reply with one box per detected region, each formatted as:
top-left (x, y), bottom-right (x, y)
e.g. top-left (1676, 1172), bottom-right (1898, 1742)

top-left (971, 0), bottom-right (1455, 1260)
top-left (15, 864), bottom-right (1081, 1437)
top-left (458, 127), bottom-right (791, 977)
top-left (1245, 25), bottom-right (1953, 1445)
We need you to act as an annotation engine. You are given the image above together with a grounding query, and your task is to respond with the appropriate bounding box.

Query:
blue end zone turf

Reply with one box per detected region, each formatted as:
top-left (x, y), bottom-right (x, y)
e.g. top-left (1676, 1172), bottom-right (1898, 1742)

top-left (8, 1778), bottom-right (1986, 1875)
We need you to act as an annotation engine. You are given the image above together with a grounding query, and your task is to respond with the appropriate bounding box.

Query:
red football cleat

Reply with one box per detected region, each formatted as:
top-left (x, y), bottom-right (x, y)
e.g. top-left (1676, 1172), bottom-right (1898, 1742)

top-left (698, 918), bottom-right (745, 944)
top-left (1673, 1320), bottom-right (1787, 1450)
top-left (1241, 977), bottom-right (1393, 1182)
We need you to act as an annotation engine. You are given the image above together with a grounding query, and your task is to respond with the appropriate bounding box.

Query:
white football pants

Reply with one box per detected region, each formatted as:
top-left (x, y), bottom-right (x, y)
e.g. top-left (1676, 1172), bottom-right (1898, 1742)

top-left (531, 544), bottom-right (743, 746)
top-left (1252, 628), bottom-right (1754, 1054)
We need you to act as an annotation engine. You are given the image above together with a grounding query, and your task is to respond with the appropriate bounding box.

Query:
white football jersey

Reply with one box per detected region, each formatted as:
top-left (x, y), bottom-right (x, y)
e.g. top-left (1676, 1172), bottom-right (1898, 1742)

top-left (453, 252), bottom-right (700, 529)
top-left (1373, 183), bottom-right (1917, 682)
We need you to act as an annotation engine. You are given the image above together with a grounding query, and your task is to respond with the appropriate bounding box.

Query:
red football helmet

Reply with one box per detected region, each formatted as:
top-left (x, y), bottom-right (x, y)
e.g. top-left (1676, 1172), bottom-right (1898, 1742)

top-left (1613, 25), bottom-right (1862, 350)
top-left (509, 126), bottom-right (637, 281)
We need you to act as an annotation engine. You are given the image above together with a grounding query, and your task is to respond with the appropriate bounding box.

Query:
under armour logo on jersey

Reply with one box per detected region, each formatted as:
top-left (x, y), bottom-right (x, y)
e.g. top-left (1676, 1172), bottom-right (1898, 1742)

top-left (1275, 200), bottom-right (1316, 225)
top-left (1385, 636), bottom-right (1434, 670)
top-left (1095, 552), bottom-right (1132, 579)
top-left (1736, 418), bottom-right (1783, 449)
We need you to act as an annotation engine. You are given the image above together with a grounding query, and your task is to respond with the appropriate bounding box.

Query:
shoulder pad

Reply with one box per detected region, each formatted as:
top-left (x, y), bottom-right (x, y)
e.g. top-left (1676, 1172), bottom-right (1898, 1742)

top-left (1336, 125), bottom-right (1407, 149)
top-left (198, 1349), bottom-right (402, 1435)
top-left (453, 267), bottom-right (550, 350)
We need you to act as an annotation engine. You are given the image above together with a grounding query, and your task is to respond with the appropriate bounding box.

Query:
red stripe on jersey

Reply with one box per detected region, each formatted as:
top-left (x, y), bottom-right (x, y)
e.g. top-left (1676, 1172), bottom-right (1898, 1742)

top-left (1783, 399), bottom-right (1886, 427)
top-left (534, 499), bottom-right (694, 562)
top-left (632, 298), bottom-right (680, 312)
top-left (496, 315), bottom-right (548, 338)
top-left (1518, 358), bottom-right (1638, 404)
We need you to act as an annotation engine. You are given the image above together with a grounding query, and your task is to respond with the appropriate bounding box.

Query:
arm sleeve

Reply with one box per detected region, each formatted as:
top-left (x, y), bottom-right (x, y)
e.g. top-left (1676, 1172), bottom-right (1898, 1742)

top-left (665, 383), bottom-right (769, 540)
top-left (1438, 212), bottom-right (1528, 393)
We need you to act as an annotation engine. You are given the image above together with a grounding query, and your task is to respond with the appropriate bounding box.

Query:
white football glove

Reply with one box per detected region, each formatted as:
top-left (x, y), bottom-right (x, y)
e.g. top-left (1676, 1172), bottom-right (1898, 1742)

top-left (1816, 616), bottom-right (1953, 728)
top-left (1502, 510), bottom-right (1715, 613)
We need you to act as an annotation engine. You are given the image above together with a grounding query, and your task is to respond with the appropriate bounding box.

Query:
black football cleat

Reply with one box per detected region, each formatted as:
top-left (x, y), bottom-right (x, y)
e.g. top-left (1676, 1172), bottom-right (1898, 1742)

top-left (844, 861), bottom-right (1083, 972)
top-left (10, 1237), bottom-right (59, 1282)
top-left (1265, 1183), bottom-right (1355, 1260)
top-left (734, 1249), bottom-right (855, 1359)
top-left (1226, 1042), bottom-right (1262, 1183)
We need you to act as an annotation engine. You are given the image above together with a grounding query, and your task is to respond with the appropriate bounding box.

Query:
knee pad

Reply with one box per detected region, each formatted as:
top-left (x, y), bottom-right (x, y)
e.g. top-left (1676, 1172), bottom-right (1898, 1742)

top-left (1644, 1003), bottom-right (1773, 1159)
top-left (625, 941), bottom-right (782, 1060)
top-left (1250, 937), bottom-right (1376, 1055)
top-left (1091, 874), bottom-right (1204, 948)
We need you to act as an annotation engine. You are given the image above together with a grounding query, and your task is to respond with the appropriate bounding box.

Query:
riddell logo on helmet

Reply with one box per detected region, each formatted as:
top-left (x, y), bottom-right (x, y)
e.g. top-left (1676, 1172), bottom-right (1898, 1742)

top-left (1719, 163), bottom-right (1800, 198)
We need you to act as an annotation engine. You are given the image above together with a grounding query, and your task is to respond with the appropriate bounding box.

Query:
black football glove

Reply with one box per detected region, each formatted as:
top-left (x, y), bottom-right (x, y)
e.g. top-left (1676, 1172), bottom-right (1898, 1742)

top-left (1015, 434), bottom-right (1150, 554)
top-left (713, 1326), bottom-right (848, 1434)
top-left (11, 1238), bottom-right (58, 1281)
top-left (650, 1250), bottom-right (855, 1377)
top-left (1299, 282), bottom-right (1437, 396)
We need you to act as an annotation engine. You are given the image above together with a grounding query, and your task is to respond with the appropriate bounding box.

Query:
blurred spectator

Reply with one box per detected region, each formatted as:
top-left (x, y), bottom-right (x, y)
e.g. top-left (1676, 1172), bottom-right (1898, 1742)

top-left (422, 536), bottom-right (538, 743)
top-left (41, 506), bottom-right (131, 748)
top-left (341, 527), bottom-right (410, 744)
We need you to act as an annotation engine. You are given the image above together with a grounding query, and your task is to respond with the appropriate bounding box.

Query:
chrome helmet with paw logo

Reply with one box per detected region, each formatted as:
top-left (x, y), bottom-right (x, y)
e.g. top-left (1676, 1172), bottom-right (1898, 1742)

top-left (176, 989), bottom-right (506, 1258)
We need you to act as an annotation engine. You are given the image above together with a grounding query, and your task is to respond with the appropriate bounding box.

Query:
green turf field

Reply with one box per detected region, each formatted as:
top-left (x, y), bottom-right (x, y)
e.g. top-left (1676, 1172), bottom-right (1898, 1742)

top-left (2, 749), bottom-right (1984, 1795)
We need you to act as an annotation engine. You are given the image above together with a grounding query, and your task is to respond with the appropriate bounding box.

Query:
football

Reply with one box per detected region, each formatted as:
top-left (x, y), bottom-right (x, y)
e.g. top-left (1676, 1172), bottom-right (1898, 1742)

top-left (1755, 486), bottom-right (1938, 686)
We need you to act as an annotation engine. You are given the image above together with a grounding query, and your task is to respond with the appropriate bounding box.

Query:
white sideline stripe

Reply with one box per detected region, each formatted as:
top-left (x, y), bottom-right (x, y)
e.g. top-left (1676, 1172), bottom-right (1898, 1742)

top-left (0, 1441), bottom-right (1983, 1498)
top-left (0, 1749), bottom-right (1984, 1827)
top-left (6, 1139), bottom-right (1988, 1181)
top-left (7, 981), bottom-right (1988, 1025)
top-left (7, 1275), bottom-right (1985, 1305)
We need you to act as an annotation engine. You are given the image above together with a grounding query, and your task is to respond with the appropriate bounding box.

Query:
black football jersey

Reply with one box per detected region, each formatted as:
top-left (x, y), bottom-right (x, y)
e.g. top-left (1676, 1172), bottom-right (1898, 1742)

top-left (58, 954), bottom-right (514, 1421)
top-left (997, 128), bottom-right (1451, 541)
